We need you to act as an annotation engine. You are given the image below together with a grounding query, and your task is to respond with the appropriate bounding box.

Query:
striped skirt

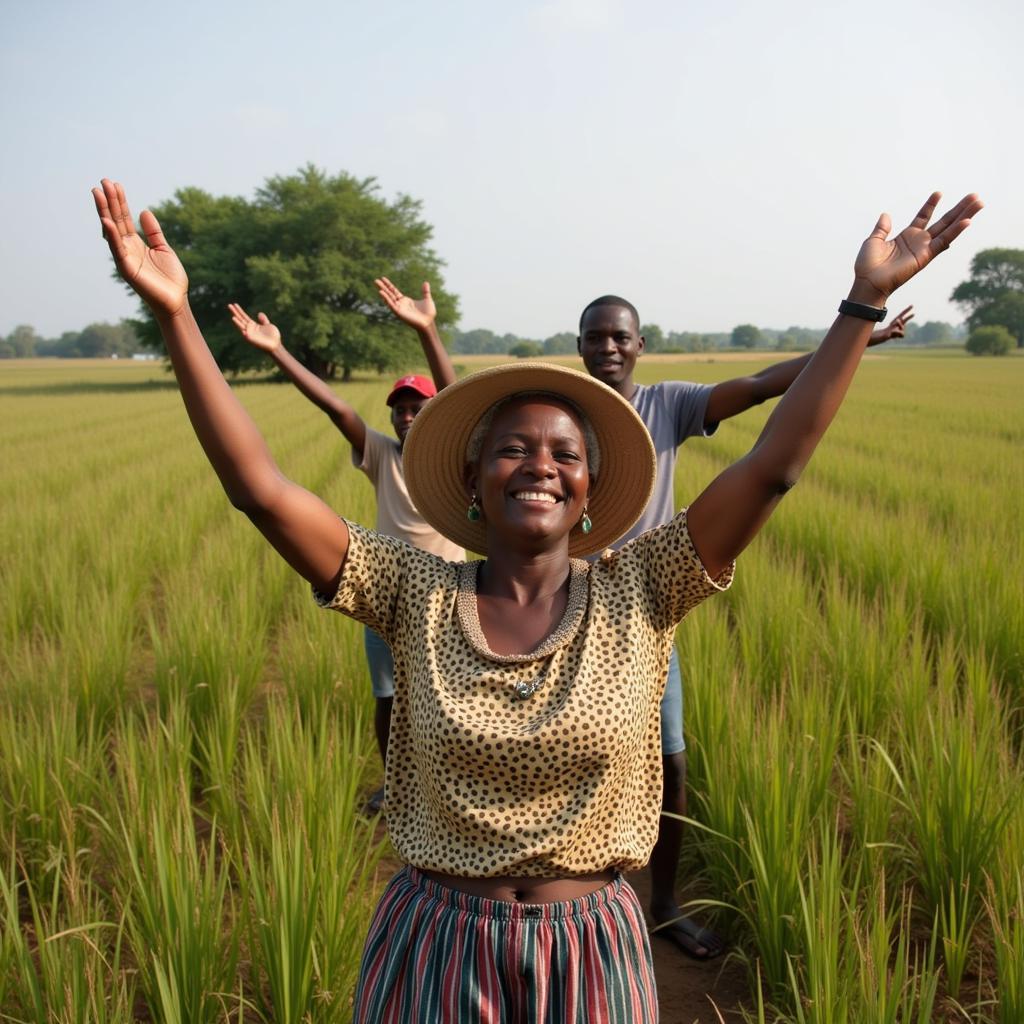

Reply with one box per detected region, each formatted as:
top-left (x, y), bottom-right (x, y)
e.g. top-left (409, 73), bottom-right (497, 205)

top-left (353, 866), bottom-right (658, 1023)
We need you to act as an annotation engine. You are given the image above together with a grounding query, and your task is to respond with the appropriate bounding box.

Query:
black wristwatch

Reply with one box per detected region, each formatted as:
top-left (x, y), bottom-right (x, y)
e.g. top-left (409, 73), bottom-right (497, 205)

top-left (838, 299), bottom-right (887, 322)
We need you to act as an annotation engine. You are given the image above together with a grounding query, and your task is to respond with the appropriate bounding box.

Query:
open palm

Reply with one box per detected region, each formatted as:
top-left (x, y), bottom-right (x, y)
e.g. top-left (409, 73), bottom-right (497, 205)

top-left (375, 277), bottom-right (435, 330)
top-left (92, 180), bottom-right (188, 318)
top-left (227, 304), bottom-right (282, 353)
top-left (854, 192), bottom-right (983, 299)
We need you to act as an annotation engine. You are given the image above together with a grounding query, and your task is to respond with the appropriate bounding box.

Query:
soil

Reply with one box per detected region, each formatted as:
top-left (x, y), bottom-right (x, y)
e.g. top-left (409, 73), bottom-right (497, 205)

top-left (626, 870), bottom-right (753, 1023)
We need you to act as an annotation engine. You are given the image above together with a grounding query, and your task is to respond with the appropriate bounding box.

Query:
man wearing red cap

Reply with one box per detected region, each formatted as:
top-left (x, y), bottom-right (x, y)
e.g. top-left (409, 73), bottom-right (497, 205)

top-left (228, 278), bottom-right (464, 812)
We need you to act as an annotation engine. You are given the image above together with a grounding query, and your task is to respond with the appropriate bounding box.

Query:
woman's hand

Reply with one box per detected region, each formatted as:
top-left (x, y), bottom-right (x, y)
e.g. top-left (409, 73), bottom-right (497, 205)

top-left (375, 276), bottom-right (436, 331)
top-left (92, 179), bottom-right (188, 319)
top-left (228, 303), bottom-right (282, 353)
top-left (852, 192), bottom-right (983, 305)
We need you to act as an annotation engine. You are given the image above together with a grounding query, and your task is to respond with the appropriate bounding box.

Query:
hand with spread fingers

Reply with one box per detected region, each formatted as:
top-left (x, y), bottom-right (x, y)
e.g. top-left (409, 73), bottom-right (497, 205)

top-left (228, 303), bottom-right (283, 353)
top-left (92, 179), bottom-right (188, 319)
top-left (375, 277), bottom-right (436, 332)
top-left (853, 192), bottom-right (983, 305)
top-left (868, 304), bottom-right (915, 346)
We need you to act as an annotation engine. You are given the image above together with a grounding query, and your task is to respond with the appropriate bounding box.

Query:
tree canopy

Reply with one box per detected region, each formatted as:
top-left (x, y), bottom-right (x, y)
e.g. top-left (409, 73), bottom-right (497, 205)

top-left (542, 332), bottom-right (577, 355)
top-left (128, 166), bottom-right (458, 378)
top-left (731, 323), bottom-right (761, 348)
top-left (509, 340), bottom-right (544, 359)
top-left (951, 248), bottom-right (1024, 348)
top-left (966, 325), bottom-right (1014, 356)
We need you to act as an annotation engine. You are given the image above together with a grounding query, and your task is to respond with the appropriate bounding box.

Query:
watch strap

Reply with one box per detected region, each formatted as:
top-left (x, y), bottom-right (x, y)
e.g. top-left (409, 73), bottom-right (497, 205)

top-left (838, 299), bottom-right (887, 322)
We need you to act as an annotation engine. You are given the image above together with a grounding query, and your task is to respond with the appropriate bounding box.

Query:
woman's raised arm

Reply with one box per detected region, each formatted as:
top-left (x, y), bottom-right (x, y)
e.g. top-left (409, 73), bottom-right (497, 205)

top-left (687, 191), bottom-right (982, 579)
top-left (93, 179), bottom-right (349, 593)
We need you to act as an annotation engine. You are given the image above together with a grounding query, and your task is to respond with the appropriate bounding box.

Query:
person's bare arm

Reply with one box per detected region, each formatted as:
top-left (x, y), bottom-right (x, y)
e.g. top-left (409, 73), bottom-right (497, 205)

top-left (376, 277), bottom-right (457, 390)
top-left (227, 304), bottom-right (367, 457)
top-left (687, 193), bottom-right (981, 579)
top-left (703, 305), bottom-right (915, 425)
top-left (94, 179), bottom-right (349, 593)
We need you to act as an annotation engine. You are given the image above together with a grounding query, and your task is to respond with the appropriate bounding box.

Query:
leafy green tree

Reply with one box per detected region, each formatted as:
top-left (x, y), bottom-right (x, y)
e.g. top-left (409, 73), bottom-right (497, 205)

top-left (543, 332), bottom-right (577, 355)
top-left (640, 323), bottom-right (665, 352)
top-left (951, 248), bottom-right (1024, 348)
top-left (730, 323), bottom-right (761, 349)
top-left (965, 325), bottom-right (1014, 356)
top-left (452, 329), bottom-right (507, 354)
top-left (75, 322), bottom-right (139, 357)
top-left (128, 166), bottom-right (458, 379)
top-left (913, 320), bottom-right (954, 345)
top-left (4, 325), bottom-right (41, 357)
top-left (509, 341), bottom-right (544, 358)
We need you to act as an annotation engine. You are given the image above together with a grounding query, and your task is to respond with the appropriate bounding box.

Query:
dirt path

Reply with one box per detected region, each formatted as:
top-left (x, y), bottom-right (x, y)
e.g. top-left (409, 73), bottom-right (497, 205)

top-left (626, 870), bottom-right (752, 1023)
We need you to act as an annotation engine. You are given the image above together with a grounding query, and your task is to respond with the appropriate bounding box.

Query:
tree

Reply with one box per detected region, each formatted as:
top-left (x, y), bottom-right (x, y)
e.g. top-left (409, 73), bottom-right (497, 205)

top-left (965, 325), bottom-right (1014, 356)
top-left (913, 320), bottom-right (955, 345)
top-left (129, 166), bottom-right (458, 379)
top-left (452, 328), bottom-right (508, 354)
top-left (543, 332), bottom-right (577, 355)
top-left (730, 323), bottom-right (761, 349)
top-left (509, 341), bottom-right (544, 359)
top-left (75, 322), bottom-right (139, 358)
top-left (640, 323), bottom-right (665, 352)
top-left (951, 248), bottom-right (1024, 348)
top-left (3, 325), bottom-right (41, 358)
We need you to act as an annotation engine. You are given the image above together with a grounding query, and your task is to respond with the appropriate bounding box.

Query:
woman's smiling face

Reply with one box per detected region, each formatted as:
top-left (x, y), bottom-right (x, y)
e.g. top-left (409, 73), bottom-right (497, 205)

top-left (469, 396), bottom-right (591, 552)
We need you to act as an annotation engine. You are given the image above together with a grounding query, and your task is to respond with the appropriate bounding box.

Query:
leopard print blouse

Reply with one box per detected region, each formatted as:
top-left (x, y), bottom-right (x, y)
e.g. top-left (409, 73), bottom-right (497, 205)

top-left (315, 509), bottom-right (733, 876)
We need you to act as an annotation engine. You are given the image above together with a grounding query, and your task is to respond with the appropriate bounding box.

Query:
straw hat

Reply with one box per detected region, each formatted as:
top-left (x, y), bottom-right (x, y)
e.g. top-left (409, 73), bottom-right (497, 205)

top-left (403, 361), bottom-right (656, 557)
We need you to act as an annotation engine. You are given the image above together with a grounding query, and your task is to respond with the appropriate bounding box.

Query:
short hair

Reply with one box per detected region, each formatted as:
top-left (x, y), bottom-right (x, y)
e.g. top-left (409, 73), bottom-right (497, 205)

top-left (466, 392), bottom-right (601, 478)
top-left (578, 295), bottom-right (640, 334)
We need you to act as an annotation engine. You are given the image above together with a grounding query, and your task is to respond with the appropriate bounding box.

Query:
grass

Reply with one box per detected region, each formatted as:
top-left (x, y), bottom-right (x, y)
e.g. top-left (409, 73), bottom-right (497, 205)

top-left (1, 353), bottom-right (1022, 1021)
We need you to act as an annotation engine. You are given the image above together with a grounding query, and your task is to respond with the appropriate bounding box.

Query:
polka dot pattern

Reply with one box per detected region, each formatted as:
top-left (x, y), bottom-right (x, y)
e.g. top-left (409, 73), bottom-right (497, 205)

top-left (315, 510), bottom-right (734, 877)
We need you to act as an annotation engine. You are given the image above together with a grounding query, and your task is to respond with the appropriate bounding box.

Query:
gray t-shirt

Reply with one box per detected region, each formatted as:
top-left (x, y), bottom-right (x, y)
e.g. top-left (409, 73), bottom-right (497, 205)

top-left (612, 380), bottom-right (717, 549)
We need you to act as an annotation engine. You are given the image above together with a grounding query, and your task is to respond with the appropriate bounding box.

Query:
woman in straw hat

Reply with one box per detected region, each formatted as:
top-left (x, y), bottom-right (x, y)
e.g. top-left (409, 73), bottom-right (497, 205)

top-left (92, 179), bottom-right (980, 1022)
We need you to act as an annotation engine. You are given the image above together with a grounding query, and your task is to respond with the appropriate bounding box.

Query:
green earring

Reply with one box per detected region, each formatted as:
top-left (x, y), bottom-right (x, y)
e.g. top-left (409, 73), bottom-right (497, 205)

top-left (580, 506), bottom-right (592, 534)
top-left (467, 494), bottom-right (481, 522)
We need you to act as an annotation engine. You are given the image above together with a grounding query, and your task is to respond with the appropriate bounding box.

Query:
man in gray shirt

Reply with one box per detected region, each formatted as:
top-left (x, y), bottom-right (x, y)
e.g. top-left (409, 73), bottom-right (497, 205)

top-left (577, 294), bottom-right (911, 959)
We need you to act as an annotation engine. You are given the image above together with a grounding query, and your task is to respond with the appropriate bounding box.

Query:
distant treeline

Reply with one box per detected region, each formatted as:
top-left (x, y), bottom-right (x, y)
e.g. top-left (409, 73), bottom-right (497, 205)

top-left (3, 317), bottom-right (965, 362)
top-left (1, 321), bottom-right (140, 359)
top-left (450, 319), bottom-right (964, 357)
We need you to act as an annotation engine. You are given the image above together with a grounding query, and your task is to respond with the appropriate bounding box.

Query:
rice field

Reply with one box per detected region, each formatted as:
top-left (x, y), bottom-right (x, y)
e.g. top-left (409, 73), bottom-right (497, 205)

top-left (1, 351), bottom-right (1022, 1022)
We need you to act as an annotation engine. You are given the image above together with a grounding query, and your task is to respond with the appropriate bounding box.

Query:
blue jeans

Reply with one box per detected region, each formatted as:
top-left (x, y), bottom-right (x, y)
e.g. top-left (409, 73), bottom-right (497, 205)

top-left (363, 627), bottom-right (395, 699)
top-left (659, 646), bottom-right (685, 756)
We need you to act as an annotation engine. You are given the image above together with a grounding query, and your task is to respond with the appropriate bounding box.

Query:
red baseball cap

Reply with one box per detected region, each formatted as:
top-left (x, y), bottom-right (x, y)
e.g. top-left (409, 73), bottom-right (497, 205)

top-left (386, 374), bottom-right (436, 406)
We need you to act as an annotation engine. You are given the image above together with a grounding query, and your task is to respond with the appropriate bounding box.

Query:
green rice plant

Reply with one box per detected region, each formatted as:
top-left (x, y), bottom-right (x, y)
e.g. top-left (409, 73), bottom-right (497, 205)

top-left (0, 702), bottom-right (104, 893)
top-left (784, 821), bottom-right (853, 1024)
top-left (193, 673), bottom-right (246, 837)
top-left (115, 776), bottom-right (238, 1024)
top-left (243, 809), bottom-right (318, 1024)
top-left (938, 879), bottom-right (977, 1004)
top-left (815, 572), bottom-right (903, 738)
top-left (0, 839), bottom-right (134, 1024)
top-left (274, 598), bottom-right (370, 720)
top-left (308, 760), bottom-right (388, 1018)
top-left (851, 875), bottom-right (941, 1024)
top-left (986, 867), bottom-right (1024, 1024)
top-left (838, 734), bottom-right (905, 888)
top-left (107, 698), bottom-right (194, 823)
top-left (887, 678), bottom-right (1014, 919)
top-left (237, 699), bottom-right (385, 1017)
top-left (56, 584), bottom-right (138, 726)
top-left (148, 575), bottom-right (267, 730)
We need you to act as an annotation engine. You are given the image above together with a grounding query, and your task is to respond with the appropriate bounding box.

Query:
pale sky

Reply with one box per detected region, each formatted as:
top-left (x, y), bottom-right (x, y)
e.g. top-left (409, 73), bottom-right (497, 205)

top-left (1, 0), bottom-right (1021, 340)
